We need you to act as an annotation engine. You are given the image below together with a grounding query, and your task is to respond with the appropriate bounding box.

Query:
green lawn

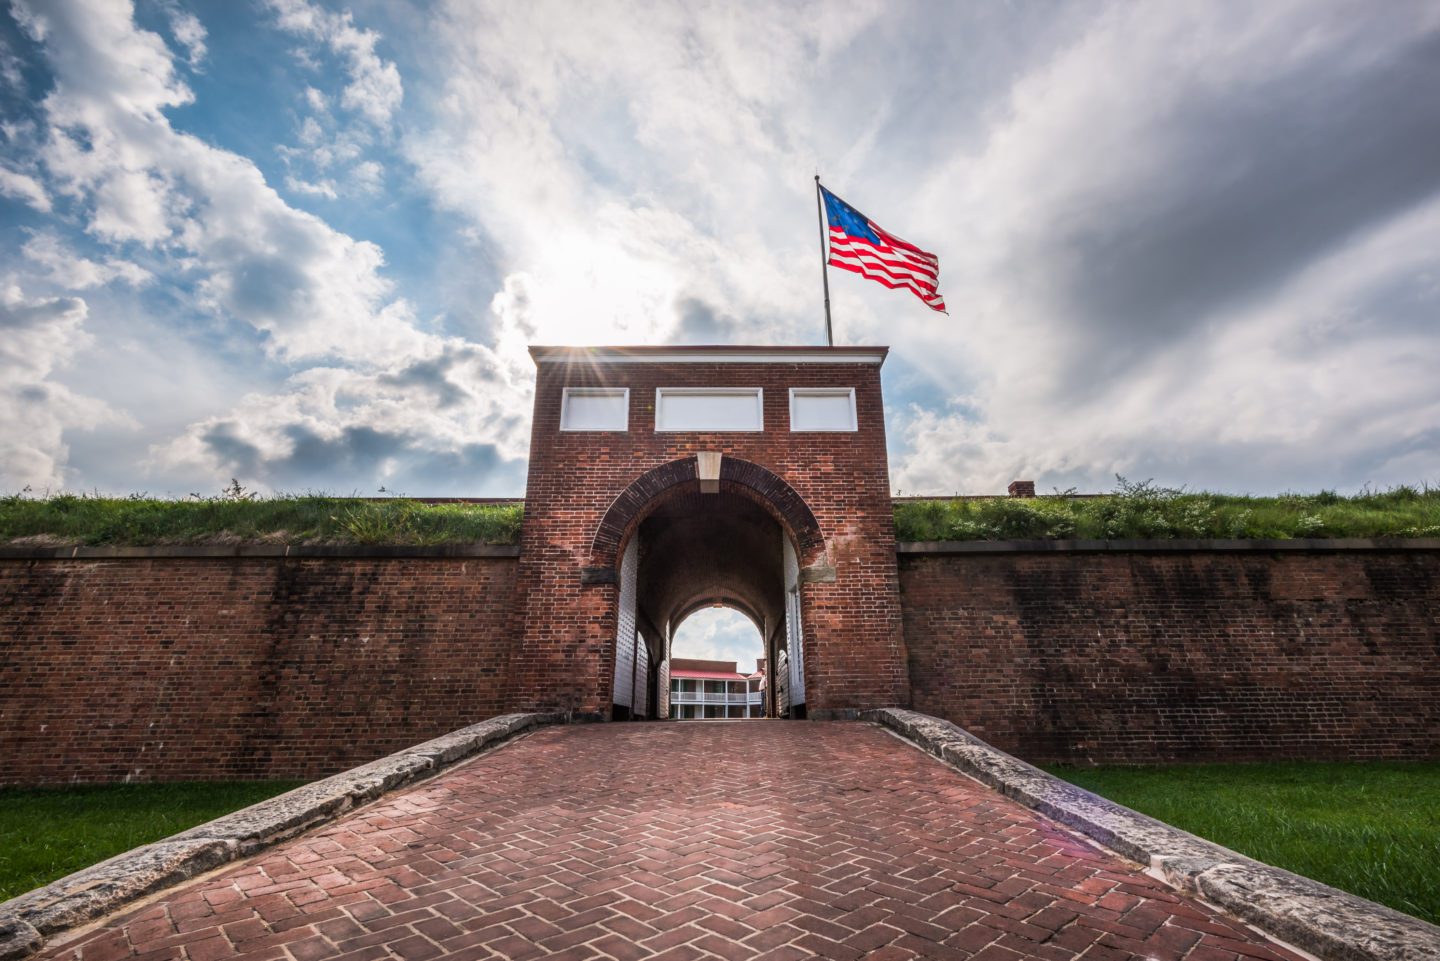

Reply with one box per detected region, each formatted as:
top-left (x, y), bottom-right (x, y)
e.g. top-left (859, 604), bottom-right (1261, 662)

top-left (0, 781), bottom-right (305, 902)
top-left (1045, 762), bottom-right (1440, 924)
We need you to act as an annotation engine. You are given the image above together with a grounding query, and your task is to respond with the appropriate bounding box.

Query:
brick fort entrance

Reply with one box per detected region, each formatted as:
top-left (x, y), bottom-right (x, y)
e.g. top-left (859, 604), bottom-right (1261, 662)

top-left (506, 346), bottom-right (909, 720)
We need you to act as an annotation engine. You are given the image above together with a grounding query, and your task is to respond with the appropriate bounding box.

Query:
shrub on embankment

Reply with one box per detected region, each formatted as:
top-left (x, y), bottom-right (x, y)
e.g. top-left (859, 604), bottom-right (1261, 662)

top-left (894, 478), bottom-right (1440, 542)
top-left (0, 490), bottom-right (524, 547)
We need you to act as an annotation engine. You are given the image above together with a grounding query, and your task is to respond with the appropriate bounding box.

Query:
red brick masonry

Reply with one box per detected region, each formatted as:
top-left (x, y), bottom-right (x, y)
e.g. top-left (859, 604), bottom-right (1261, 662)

top-left (899, 549), bottom-right (1440, 764)
top-left (0, 557), bottom-right (518, 785)
top-left (35, 722), bottom-right (1307, 961)
top-left (3, 545), bottom-right (1438, 783)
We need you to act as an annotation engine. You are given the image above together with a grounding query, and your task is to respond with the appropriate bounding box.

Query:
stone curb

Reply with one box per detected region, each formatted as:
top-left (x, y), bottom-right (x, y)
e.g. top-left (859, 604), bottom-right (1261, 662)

top-left (0, 712), bottom-right (557, 961)
top-left (863, 707), bottom-right (1440, 961)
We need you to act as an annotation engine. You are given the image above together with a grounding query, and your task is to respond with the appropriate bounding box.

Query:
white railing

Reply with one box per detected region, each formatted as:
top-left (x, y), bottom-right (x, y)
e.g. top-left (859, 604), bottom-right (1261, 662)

top-left (669, 690), bottom-right (764, 705)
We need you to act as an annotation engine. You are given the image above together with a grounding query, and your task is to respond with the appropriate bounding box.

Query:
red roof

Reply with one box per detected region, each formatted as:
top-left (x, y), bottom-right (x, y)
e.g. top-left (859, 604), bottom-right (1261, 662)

top-left (670, 669), bottom-right (748, 681)
top-left (671, 657), bottom-right (738, 674)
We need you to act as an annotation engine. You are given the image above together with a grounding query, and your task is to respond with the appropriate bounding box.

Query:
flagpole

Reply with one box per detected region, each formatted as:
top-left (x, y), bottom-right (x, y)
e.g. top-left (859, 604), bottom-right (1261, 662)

top-left (814, 175), bottom-right (834, 347)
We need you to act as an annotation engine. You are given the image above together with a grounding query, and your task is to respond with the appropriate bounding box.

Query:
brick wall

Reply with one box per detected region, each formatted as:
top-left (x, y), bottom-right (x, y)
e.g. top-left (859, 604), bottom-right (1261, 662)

top-left (899, 548), bottom-right (1440, 764)
top-left (6, 537), bottom-right (1436, 784)
top-left (0, 555), bottom-right (518, 785)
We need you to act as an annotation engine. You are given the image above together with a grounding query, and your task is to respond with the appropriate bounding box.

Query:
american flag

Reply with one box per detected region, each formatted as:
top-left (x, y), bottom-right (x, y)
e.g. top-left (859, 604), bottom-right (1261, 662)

top-left (820, 186), bottom-right (947, 313)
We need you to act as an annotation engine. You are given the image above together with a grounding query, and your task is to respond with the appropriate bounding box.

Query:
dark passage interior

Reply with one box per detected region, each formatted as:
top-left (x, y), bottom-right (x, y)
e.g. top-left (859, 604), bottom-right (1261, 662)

top-left (610, 490), bottom-right (804, 720)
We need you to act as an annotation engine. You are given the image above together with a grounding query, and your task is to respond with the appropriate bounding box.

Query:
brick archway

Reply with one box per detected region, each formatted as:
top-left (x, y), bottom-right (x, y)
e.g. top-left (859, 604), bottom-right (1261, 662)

top-left (589, 455), bottom-right (826, 571)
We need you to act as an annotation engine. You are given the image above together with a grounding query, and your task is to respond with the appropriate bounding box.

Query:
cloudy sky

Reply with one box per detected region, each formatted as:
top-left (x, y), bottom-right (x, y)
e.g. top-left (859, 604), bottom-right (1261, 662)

top-left (672, 607), bottom-right (764, 675)
top-left (3, 0), bottom-right (1440, 501)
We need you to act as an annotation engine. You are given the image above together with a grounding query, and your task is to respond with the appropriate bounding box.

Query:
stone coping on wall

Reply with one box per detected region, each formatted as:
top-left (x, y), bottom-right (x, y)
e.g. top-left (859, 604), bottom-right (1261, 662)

top-left (896, 536), bottom-right (1440, 554)
top-left (864, 707), bottom-right (1440, 961)
top-left (0, 713), bottom-right (558, 961)
top-left (0, 544), bottom-right (521, 560)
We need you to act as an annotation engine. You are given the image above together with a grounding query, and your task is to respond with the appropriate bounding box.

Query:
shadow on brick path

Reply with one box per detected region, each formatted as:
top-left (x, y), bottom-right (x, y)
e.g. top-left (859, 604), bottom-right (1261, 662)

top-left (40, 722), bottom-right (1306, 961)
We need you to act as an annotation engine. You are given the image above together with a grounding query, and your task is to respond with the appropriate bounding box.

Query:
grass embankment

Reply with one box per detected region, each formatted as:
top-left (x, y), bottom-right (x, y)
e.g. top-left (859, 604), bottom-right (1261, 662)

top-left (6, 480), bottom-right (1440, 546)
top-left (1046, 762), bottom-right (1440, 924)
top-left (0, 781), bottom-right (305, 902)
top-left (0, 493), bottom-right (524, 547)
top-left (895, 479), bottom-right (1440, 542)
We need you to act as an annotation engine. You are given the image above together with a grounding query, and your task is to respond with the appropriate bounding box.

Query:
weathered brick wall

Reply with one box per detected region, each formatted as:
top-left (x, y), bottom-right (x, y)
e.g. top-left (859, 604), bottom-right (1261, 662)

top-left (899, 548), bottom-right (1440, 764)
top-left (0, 555), bottom-right (518, 785)
top-left (6, 540), bottom-right (1435, 784)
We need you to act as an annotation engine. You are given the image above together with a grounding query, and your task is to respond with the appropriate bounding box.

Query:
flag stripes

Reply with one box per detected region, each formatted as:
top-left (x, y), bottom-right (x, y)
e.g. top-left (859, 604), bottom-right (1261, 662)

top-left (828, 238), bottom-right (945, 311)
top-left (819, 185), bottom-right (946, 313)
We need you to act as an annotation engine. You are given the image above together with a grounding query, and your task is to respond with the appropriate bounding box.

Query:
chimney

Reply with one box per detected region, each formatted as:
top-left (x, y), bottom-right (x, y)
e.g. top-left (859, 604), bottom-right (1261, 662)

top-left (1007, 479), bottom-right (1036, 498)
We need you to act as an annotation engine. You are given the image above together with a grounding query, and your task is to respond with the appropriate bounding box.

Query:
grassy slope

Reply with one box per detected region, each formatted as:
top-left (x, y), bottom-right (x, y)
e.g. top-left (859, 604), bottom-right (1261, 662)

top-left (0, 495), bottom-right (523, 547)
top-left (895, 480), bottom-right (1440, 541)
top-left (4, 482), bottom-right (1439, 546)
top-left (0, 782), bottom-right (306, 902)
top-left (1046, 762), bottom-right (1440, 925)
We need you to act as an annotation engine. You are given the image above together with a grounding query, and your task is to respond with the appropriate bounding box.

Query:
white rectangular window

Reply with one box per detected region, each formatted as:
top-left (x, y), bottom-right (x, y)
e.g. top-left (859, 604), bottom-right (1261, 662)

top-left (655, 387), bottom-right (763, 432)
top-left (561, 388), bottom-right (629, 431)
top-left (789, 387), bottom-right (857, 432)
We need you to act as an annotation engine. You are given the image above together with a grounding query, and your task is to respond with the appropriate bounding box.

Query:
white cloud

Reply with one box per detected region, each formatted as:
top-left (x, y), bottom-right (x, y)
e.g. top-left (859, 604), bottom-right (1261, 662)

top-left (349, 159), bottom-right (382, 194)
top-left (11, 0), bottom-right (523, 492)
top-left (671, 607), bottom-right (763, 669)
top-left (15, 0), bottom-right (423, 365)
top-left (297, 115), bottom-right (324, 147)
top-left (0, 35), bottom-right (25, 89)
top-left (0, 166), bottom-right (51, 211)
top-left (283, 174), bottom-right (336, 199)
top-left (894, 191), bottom-right (1440, 494)
top-left (151, 337), bottom-right (534, 492)
top-left (405, 1), bottom-right (885, 368)
top-left (153, 270), bottom-right (543, 490)
top-left (273, 41), bottom-right (386, 200)
top-left (89, 168), bottom-right (173, 244)
top-left (21, 231), bottom-right (153, 289)
top-left (164, 4), bottom-right (206, 66)
top-left (887, 0), bottom-right (1440, 494)
top-left (265, 0), bottom-right (402, 127)
top-left (0, 285), bottom-right (129, 490)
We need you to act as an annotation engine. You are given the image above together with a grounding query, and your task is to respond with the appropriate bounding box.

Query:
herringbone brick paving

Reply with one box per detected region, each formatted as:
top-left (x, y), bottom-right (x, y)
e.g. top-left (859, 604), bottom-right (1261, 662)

top-left (41, 722), bottom-right (1306, 961)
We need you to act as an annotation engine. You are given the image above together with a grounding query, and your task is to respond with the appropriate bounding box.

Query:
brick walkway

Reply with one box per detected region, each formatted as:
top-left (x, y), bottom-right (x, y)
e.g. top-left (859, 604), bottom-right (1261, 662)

top-left (43, 722), bottom-right (1305, 961)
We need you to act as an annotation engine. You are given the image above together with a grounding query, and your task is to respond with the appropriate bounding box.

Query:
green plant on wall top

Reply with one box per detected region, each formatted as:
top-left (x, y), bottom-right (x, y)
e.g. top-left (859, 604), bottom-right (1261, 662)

top-left (893, 477), bottom-right (1440, 542)
top-left (4, 477), bottom-right (1440, 546)
top-left (0, 485), bottom-right (524, 547)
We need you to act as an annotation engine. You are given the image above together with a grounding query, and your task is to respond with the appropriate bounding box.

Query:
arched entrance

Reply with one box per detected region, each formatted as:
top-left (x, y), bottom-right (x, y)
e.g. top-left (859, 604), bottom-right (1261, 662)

top-left (668, 607), bottom-right (766, 720)
top-left (594, 456), bottom-right (822, 721)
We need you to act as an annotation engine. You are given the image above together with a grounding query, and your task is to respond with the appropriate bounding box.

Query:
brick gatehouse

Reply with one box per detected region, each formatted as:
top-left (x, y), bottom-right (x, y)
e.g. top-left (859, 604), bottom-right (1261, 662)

top-left (508, 345), bottom-right (906, 722)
